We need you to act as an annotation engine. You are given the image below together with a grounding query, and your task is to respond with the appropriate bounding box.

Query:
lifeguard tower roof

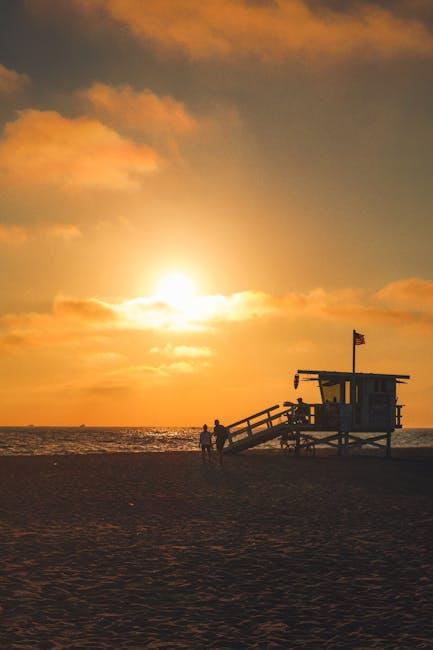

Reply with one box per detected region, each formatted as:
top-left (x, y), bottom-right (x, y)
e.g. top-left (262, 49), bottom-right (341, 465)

top-left (298, 370), bottom-right (410, 379)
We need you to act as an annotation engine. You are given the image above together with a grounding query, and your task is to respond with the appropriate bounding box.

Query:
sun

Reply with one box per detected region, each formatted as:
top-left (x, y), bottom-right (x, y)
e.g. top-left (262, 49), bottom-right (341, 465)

top-left (155, 272), bottom-right (197, 307)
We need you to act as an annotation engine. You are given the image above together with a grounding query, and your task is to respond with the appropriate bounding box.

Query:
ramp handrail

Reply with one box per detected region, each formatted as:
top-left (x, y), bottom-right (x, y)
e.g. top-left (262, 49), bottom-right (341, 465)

top-left (228, 411), bottom-right (287, 440)
top-left (227, 404), bottom-right (280, 430)
top-left (227, 406), bottom-right (290, 443)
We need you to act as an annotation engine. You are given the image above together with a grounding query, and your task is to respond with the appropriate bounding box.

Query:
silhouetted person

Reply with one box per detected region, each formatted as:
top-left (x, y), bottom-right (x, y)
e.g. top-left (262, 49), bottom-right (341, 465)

top-left (295, 397), bottom-right (309, 424)
top-left (213, 419), bottom-right (228, 466)
top-left (199, 424), bottom-right (212, 464)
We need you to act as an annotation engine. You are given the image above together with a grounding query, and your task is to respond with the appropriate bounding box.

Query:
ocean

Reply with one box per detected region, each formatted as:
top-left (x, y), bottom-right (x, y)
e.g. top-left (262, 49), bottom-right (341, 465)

top-left (0, 426), bottom-right (432, 456)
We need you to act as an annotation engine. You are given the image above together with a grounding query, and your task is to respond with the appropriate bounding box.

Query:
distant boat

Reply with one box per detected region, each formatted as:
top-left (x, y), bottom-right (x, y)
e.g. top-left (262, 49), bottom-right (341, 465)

top-left (79, 424), bottom-right (86, 428)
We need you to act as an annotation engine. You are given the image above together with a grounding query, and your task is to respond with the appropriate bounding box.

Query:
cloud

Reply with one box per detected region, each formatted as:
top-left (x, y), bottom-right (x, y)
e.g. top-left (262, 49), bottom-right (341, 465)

top-left (0, 63), bottom-right (30, 95)
top-left (117, 290), bottom-right (277, 331)
top-left (80, 83), bottom-right (198, 140)
top-left (83, 379), bottom-right (133, 397)
top-left (0, 109), bottom-right (159, 191)
top-left (82, 358), bottom-right (201, 397)
top-left (282, 281), bottom-right (433, 331)
top-left (170, 345), bottom-right (213, 358)
top-left (47, 223), bottom-right (83, 240)
top-left (41, 291), bottom-right (275, 335)
top-left (82, 351), bottom-right (127, 366)
top-left (67, 0), bottom-right (433, 62)
top-left (158, 361), bottom-right (198, 374)
top-left (0, 289), bottom-right (276, 356)
top-left (374, 278), bottom-right (433, 310)
top-left (0, 222), bottom-right (83, 246)
top-left (0, 333), bottom-right (31, 349)
top-left (0, 224), bottom-right (28, 246)
top-left (2, 278), bottom-right (433, 356)
top-left (53, 296), bottom-right (118, 322)
top-left (150, 344), bottom-right (214, 358)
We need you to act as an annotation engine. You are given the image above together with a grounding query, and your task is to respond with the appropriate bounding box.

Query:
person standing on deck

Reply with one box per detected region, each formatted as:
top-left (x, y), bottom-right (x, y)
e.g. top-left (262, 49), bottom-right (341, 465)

top-left (295, 397), bottom-right (309, 425)
top-left (213, 419), bottom-right (228, 466)
top-left (199, 424), bottom-right (212, 464)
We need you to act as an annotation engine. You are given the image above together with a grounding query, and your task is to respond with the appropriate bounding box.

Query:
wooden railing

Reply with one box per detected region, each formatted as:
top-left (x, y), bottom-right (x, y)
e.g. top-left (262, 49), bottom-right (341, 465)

top-left (226, 401), bottom-right (405, 446)
top-left (226, 405), bottom-right (283, 442)
top-left (283, 402), bottom-right (320, 427)
top-left (226, 403), bottom-right (323, 444)
top-left (396, 404), bottom-right (404, 428)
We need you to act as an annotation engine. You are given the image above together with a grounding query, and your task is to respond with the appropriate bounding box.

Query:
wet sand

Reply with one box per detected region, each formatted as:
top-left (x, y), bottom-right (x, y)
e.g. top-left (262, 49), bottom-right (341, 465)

top-left (1, 449), bottom-right (433, 648)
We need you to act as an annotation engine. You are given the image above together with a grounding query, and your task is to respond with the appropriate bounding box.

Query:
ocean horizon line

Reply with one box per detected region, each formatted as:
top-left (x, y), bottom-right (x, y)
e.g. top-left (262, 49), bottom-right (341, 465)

top-left (0, 424), bottom-right (431, 429)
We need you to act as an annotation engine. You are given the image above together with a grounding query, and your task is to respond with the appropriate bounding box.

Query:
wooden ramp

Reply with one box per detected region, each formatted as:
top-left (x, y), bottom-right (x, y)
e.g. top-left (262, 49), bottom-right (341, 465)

top-left (224, 405), bottom-right (291, 454)
top-left (223, 402), bottom-right (397, 457)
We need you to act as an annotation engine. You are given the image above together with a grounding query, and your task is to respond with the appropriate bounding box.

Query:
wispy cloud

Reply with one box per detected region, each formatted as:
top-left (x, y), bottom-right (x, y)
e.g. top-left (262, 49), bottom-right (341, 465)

top-left (82, 351), bottom-right (127, 366)
top-left (150, 344), bottom-right (214, 358)
top-left (374, 277), bottom-right (433, 309)
top-left (82, 359), bottom-right (201, 397)
top-left (0, 290), bottom-right (276, 354)
top-left (62, 0), bottom-right (433, 62)
top-left (0, 222), bottom-right (83, 246)
top-left (52, 290), bottom-right (276, 332)
top-left (0, 63), bottom-right (30, 95)
top-left (0, 224), bottom-right (29, 246)
top-left (0, 110), bottom-right (159, 191)
top-left (282, 282), bottom-right (433, 331)
top-left (47, 223), bottom-right (83, 240)
top-left (53, 296), bottom-right (118, 323)
top-left (1, 278), bottom-right (433, 355)
top-left (80, 83), bottom-right (198, 139)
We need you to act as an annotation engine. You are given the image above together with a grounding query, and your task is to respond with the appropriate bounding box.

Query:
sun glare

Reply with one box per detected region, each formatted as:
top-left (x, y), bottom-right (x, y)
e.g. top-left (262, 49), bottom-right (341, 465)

top-left (155, 272), bottom-right (197, 307)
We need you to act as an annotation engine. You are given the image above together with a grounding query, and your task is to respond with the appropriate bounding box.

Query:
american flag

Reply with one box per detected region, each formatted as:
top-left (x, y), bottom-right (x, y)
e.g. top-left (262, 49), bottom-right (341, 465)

top-left (354, 331), bottom-right (365, 345)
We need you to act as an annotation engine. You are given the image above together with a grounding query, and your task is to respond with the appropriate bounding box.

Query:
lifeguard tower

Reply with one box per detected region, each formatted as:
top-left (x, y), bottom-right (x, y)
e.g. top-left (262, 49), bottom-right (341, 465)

top-left (224, 332), bottom-right (409, 458)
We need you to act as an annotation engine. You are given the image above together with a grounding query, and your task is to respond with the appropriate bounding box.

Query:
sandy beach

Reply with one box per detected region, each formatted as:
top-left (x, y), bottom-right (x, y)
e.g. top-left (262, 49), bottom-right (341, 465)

top-left (1, 450), bottom-right (432, 648)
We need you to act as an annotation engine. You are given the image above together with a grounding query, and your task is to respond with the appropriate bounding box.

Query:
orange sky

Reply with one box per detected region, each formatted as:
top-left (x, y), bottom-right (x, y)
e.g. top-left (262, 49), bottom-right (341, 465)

top-left (0, 1), bottom-right (432, 426)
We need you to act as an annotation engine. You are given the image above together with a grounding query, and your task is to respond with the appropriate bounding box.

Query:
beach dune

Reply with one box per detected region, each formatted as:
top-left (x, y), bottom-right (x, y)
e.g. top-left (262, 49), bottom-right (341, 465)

top-left (1, 450), bottom-right (432, 648)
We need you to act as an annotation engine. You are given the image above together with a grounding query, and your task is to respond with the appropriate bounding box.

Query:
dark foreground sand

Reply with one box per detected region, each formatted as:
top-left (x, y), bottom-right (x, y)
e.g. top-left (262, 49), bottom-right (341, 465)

top-left (1, 450), bottom-right (433, 649)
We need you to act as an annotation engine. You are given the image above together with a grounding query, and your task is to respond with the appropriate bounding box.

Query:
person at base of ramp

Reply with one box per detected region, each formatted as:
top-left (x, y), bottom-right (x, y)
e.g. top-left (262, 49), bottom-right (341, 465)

top-left (213, 419), bottom-right (228, 466)
top-left (199, 424), bottom-right (212, 464)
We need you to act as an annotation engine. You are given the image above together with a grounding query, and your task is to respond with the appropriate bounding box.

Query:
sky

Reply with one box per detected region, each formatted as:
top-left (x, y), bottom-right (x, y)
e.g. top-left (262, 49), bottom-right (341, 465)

top-left (0, 0), bottom-right (432, 426)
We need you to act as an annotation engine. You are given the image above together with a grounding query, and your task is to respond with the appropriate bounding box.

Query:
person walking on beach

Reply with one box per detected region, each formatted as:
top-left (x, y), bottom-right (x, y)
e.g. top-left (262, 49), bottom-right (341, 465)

top-left (199, 424), bottom-right (212, 464)
top-left (213, 419), bottom-right (228, 466)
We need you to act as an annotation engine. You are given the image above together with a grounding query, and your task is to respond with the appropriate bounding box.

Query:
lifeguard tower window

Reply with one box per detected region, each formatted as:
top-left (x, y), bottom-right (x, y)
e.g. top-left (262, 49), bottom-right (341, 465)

top-left (319, 377), bottom-right (351, 404)
top-left (320, 378), bottom-right (340, 403)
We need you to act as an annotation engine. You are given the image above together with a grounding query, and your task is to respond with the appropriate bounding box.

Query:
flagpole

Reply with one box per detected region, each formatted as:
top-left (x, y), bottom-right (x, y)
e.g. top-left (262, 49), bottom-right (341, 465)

top-left (351, 329), bottom-right (356, 433)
